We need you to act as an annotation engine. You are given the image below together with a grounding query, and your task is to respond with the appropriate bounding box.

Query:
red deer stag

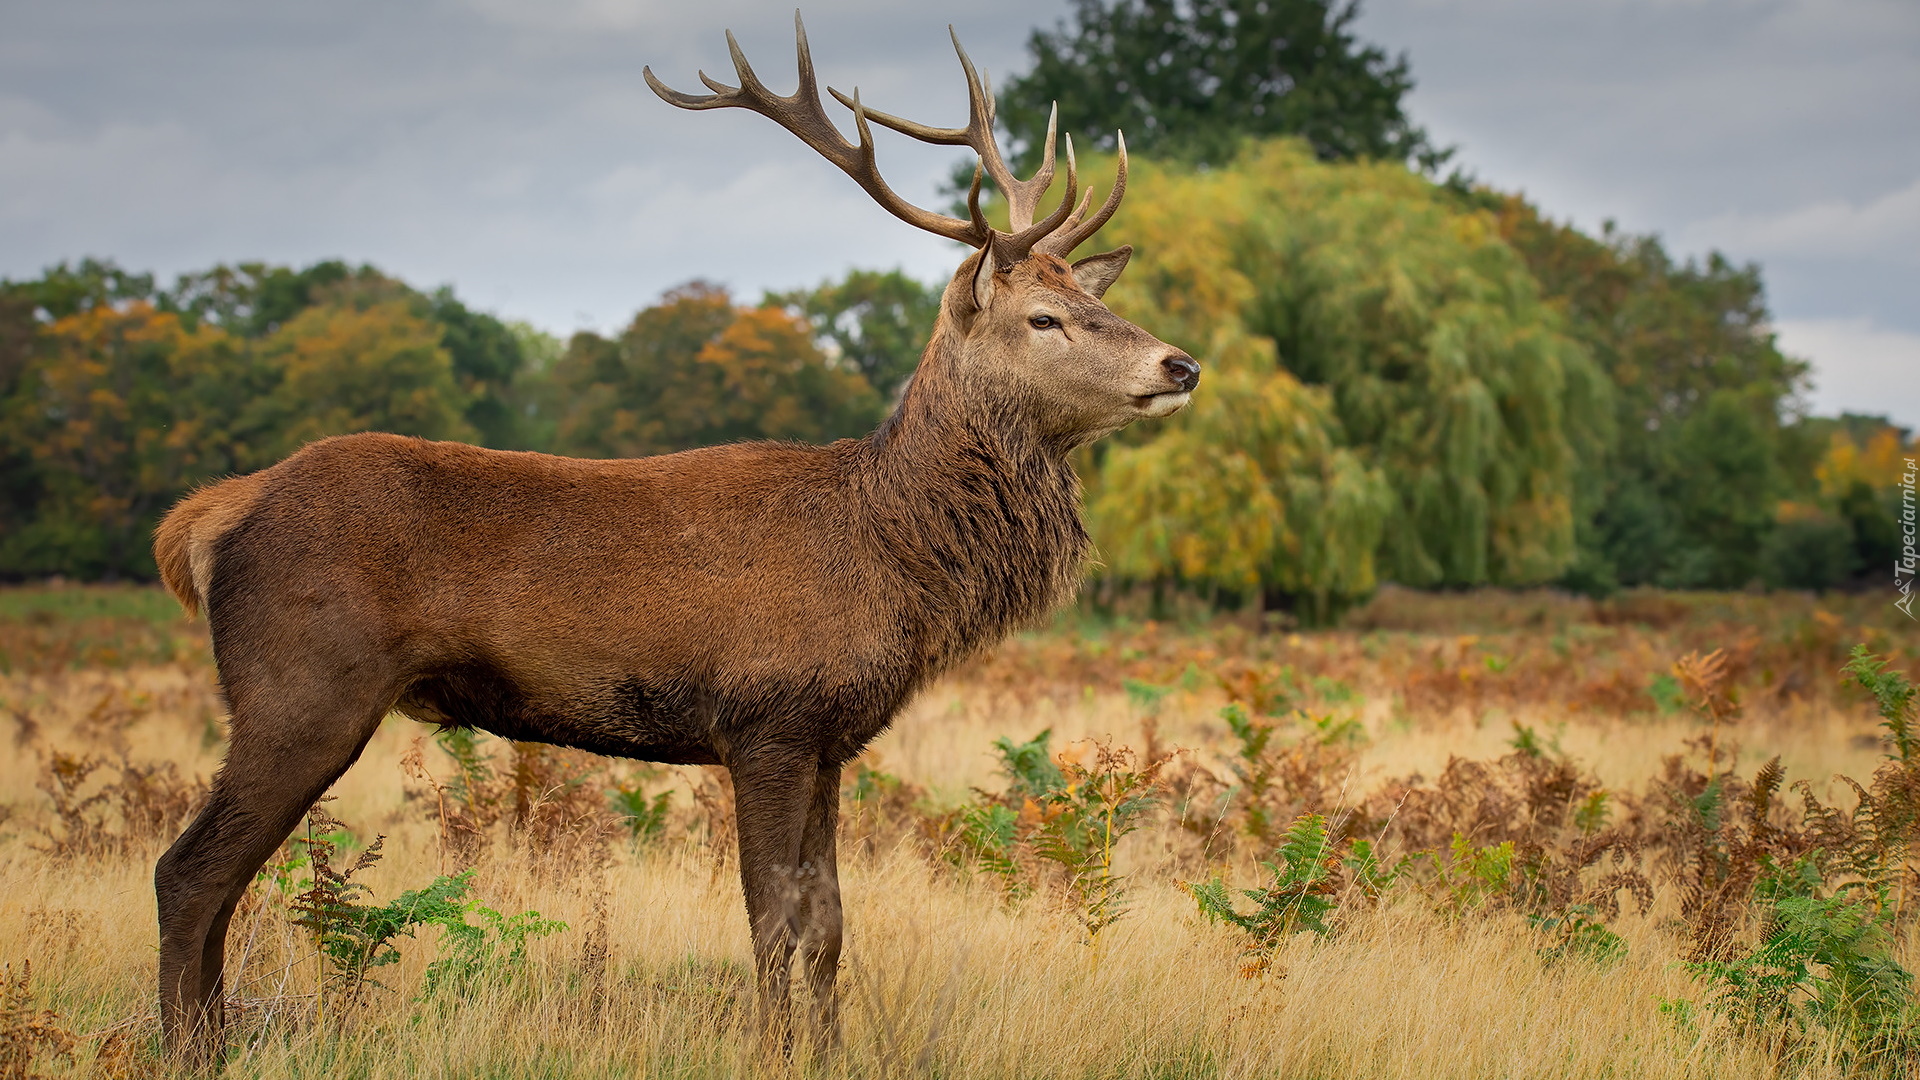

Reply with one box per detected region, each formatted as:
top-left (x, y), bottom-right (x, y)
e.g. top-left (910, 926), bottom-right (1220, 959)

top-left (152, 12), bottom-right (1198, 1061)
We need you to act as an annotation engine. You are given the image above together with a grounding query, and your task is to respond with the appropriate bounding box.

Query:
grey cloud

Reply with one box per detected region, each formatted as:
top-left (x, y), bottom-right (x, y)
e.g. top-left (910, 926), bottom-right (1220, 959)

top-left (1359, 0), bottom-right (1920, 296)
top-left (0, 0), bottom-right (1053, 327)
top-left (1359, 0), bottom-right (1920, 424)
top-left (3, 0), bottom-right (1913, 422)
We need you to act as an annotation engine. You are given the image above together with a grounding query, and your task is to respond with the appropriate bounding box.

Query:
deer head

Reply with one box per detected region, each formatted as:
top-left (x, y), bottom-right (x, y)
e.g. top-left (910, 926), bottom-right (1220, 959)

top-left (644, 13), bottom-right (1198, 447)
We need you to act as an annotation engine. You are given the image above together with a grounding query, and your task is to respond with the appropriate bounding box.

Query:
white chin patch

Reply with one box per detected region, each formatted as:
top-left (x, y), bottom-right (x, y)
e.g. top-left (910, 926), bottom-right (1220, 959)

top-left (1136, 391), bottom-right (1191, 418)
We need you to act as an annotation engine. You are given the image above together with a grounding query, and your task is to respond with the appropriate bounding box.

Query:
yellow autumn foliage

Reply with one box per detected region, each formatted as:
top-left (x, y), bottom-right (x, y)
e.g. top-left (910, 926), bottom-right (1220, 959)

top-left (1817, 426), bottom-right (1913, 497)
top-left (1083, 139), bottom-right (1607, 614)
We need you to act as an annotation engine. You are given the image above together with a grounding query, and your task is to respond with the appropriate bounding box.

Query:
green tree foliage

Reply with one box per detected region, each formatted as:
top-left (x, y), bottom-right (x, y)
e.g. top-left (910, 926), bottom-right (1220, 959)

top-left (0, 184), bottom-right (1865, 602)
top-left (429, 288), bottom-right (537, 448)
top-left (0, 262), bottom-right (171, 560)
top-left (999, 0), bottom-right (1446, 171)
top-left (239, 300), bottom-right (477, 465)
top-left (165, 259), bottom-right (391, 337)
top-left (3, 258), bottom-right (156, 323)
top-left (1086, 140), bottom-right (1606, 617)
top-left (0, 302), bottom-right (261, 577)
top-left (550, 283), bottom-right (882, 460)
top-left (165, 261), bottom-right (533, 448)
top-left (550, 282), bottom-right (734, 460)
top-left (0, 259), bottom-right (508, 577)
top-left (767, 269), bottom-right (941, 401)
top-left (501, 321), bottom-right (567, 453)
top-left (1490, 201), bottom-right (1813, 591)
top-left (0, 260), bottom-right (911, 580)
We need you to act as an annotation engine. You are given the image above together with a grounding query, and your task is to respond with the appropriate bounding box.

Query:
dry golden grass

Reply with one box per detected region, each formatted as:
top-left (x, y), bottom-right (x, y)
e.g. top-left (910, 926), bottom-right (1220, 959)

top-left (2, 582), bottom-right (1917, 1078)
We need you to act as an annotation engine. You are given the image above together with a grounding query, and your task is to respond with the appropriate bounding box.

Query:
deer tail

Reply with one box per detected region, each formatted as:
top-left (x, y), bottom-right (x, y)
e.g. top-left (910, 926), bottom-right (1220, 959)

top-left (153, 474), bottom-right (266, 619)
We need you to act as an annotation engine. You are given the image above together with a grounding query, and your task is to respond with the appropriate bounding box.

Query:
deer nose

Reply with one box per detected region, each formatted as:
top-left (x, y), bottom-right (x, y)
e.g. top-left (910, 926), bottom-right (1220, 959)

top-left (1162, 353), bottom-right (1200, 391)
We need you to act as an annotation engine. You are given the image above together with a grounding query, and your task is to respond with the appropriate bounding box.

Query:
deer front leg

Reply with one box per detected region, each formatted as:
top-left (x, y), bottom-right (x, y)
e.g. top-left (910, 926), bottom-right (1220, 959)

top-left (797, 763), bottom-right (844, 1051)
top-left (730, 750), bottom-right (818, 1057)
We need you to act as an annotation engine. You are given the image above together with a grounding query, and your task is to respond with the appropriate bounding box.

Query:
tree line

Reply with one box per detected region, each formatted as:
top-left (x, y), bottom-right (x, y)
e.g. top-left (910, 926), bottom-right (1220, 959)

top-left (1024, 0), bottom-right (1910, 617)
top-left (0, 260), bottom-right (935, 579)
top-left (2, 0), bottom-right (1909, 614)
top-left (1078, 141), bottom-right (1908, 620)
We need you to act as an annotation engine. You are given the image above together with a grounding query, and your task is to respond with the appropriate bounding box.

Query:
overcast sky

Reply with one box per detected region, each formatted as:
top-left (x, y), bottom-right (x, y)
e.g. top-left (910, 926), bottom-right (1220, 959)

top-left (3, 0), bottom-right (1915, 427)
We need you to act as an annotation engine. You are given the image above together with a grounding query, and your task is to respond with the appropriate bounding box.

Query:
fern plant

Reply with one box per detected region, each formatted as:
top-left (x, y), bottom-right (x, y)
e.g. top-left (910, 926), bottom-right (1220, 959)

top-left (1433, 835), bottom-right (1517, 913)
top-left (1528, 906), bottom-right (1625, 965)
top-left (1183, 813), bottom-right (1391, 976)
top-left (0, 962), bottom-right (75, 1080)
top-left (1680, 646), bottom-right (1920, 1075)
top-left (989, 729), bottom-right (1065, 800)
top-left (420, 903), bottom-right (569, 998)
top-left (945, 730), bottom-right (1055, 896)
top-left (946, 731), bottom-right (1168, 942)
top-left (1691, 885), bottom-right (1917, 1074)
top-left (1843, 645), bottom-right (1918, 760)
top-left (287, 800), bottom-right (566, 1013)
top-left (1027, 740), bottom-right (1169, 945)
top-left (288, 803), bottom-right (387, 1013)
top-left (1805, 646), bottom-right (1920, 916)
top-left (291, 803), bottom-right (480, 1010)
top-left (1219, 703), bottom-right (1281, 842)
top-left (608, 782), bottom-right (673, 847)
top-left (949, 802), bottom-right (1023, 893)
top-left (1122, 678), bottom-right (1174, 717)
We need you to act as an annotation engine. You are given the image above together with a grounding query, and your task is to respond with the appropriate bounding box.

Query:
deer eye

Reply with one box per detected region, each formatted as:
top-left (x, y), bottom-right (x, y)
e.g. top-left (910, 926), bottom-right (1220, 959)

top-left (1029, 314), bottom-right (1058, 330)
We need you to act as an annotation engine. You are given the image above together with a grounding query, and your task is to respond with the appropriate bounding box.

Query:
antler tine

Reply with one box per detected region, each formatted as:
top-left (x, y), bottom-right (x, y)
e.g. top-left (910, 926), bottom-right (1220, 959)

top-left (1060, 187), bottom-right (1096, 233)
top-left (996, 131), bottom-right (1080, 263)
top-left (950, 33), bottom-right (1055, 232)
top-left (1001, 104), bottom-right (1060, 230)
top-left (792, 12), bottom-right (820, 103)
top-left (1043, 135), bottom-right (1095, 236)
top-left (725, 30), bottom-right (764, 94)
top-left (823, 26), bottom-right (986, 146)
top-left (645, 11), bottom-right (990, 248)
top-left (848, 85), bottom-right (988, 241)
top-left (1035, 130), bottom-right (1128, 257)
top-left (964, 162), bottom-right (985, 230)
top-left (824, 87), bottom-right (967, 145)
top-left (828, 30), bottom-right (1059, 232)
top-left (642, 64), bottom-right (718, 109)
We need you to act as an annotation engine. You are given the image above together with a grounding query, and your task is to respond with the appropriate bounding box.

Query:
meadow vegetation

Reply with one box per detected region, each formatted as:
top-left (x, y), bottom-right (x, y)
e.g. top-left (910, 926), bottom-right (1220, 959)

top-left (3, 582), bottom-right (1918, 1078)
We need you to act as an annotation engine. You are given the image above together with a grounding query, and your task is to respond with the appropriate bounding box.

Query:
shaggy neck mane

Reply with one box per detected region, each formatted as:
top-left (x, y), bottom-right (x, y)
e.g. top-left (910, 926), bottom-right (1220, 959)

top-left (853, 314), bottom-right (1089, 672)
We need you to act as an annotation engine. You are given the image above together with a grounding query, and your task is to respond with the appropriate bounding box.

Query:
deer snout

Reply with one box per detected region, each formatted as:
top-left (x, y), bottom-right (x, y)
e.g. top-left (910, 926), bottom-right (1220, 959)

top-left (1162, 353), bottom-right (1201, 391)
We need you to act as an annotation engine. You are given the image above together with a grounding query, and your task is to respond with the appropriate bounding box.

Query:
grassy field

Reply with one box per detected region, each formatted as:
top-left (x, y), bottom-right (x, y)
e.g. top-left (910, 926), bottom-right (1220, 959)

top-left (3, 583), bottom-right (1919, 1078)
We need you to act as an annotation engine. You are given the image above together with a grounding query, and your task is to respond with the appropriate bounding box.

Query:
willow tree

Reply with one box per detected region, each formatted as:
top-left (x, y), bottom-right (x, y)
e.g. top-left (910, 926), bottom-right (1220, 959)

top-left (1085, 139), bottom-right (1609, 615)
top-left (1088, 331), bottom-right (1393, 624)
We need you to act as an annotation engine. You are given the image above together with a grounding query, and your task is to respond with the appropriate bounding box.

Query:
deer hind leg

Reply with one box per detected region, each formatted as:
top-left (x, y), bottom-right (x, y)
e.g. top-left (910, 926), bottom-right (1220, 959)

top-left (797, 763), bottom-right (844, 1051)
top-left (730, 749), bottom-right (822, 1057)
top-left (155, 670), bottom-right (392, 1065)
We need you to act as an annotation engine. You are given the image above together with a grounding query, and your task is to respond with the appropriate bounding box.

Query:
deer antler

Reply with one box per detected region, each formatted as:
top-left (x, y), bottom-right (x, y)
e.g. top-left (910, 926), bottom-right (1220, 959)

top-left (645, 12), bottom-right (1126, 264)
top-left (836, 29), bottom-right (1128, 260)
top-left (642, 14), bottom-right (991, 248)
top-left (1034, 131), bottom-right (1127, 258)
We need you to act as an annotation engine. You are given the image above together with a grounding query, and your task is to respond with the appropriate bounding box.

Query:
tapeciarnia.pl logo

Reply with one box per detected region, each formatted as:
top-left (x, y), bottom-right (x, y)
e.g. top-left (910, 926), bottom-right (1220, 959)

top-left (1898, 456), bottom-right (1917, 620)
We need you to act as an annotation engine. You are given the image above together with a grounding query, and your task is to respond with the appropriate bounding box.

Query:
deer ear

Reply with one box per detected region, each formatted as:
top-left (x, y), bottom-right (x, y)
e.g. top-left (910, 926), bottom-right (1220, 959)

top-left (1070, 246), bottom-right (1132, 298)
top-left (970, 246), bottom-right (998, 314)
